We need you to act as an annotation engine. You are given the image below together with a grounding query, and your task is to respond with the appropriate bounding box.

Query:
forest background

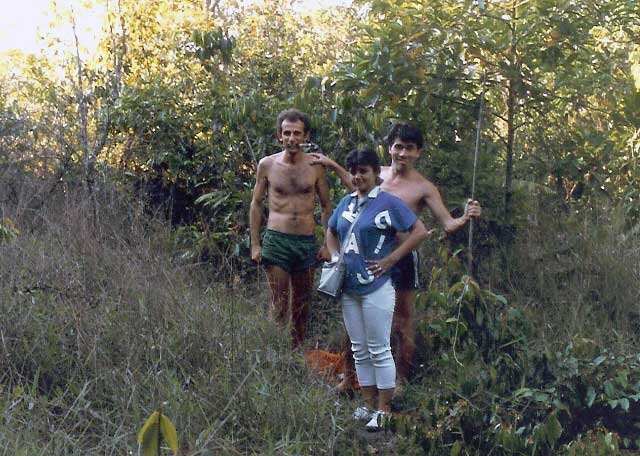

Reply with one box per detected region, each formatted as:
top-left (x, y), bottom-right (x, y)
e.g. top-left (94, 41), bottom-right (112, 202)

top-left (1, 0), bottom-right (639, 454)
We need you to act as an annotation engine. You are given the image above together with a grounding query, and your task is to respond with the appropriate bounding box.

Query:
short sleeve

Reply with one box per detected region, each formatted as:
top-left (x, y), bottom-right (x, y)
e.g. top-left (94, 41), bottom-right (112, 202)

top-left (389, 196), bottom-right (417, 232)
top-left (329, 195), bottom-right (349, 233)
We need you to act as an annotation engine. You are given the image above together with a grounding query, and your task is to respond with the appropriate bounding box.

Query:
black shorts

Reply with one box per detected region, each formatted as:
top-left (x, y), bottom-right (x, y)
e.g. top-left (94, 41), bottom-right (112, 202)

top-left (392, 250), bottom-right (420, 291)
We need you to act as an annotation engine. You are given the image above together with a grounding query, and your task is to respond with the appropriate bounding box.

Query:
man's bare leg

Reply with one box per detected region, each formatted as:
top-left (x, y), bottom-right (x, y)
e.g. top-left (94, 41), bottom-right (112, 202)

top-left (290, 267), bottom-right (314, 347)
top-left (360, 385), bottom-right (378, 410)
top-left (265, 265), bottom-right (291, 330)
top-left (393, 289), bottom-right (416, 384)
top-left (337, 334), bottom-right (356, 393)
top-left (377, 388), bottom-right (395, 413)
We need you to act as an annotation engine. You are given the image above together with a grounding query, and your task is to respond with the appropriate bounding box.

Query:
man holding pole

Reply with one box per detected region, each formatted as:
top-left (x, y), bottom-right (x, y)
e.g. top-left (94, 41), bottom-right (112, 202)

top-left (312, 123), bottom-right (481, 390)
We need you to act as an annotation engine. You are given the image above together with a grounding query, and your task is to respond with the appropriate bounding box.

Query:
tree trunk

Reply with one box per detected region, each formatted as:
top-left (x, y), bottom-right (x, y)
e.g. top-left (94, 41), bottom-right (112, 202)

top-left (504, 5), bottom-right (518, 223)
top-left (505, 78), bottom-right (515, 223)
top-left (71, 15), bottom-right (92, 193)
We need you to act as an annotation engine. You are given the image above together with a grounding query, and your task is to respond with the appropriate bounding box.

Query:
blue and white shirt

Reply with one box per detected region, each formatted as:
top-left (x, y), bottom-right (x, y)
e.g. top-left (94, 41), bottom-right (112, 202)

top-left (328, 186), bottom-right (417, 296)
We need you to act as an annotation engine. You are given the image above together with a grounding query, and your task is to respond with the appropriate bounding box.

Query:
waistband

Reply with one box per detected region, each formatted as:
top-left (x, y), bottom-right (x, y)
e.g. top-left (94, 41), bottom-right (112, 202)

top-left (264, 229), bottom-right (316, 241)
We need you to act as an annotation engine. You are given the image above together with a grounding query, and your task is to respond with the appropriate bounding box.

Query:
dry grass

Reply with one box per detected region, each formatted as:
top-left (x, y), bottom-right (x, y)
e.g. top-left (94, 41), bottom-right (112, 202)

top-left (0, 172), bottom-right (360, 455)
top-left (494, 195), bottom-right (640, 354)
top-left (2, 170), bottom-right (639, 454)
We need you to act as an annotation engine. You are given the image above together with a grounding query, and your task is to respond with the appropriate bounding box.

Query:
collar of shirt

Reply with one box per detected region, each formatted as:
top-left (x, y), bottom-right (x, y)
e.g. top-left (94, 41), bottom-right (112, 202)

top-left (349, 185), bottom-right (381, 214)
top-left (349, 185), bottom-right (382, 199)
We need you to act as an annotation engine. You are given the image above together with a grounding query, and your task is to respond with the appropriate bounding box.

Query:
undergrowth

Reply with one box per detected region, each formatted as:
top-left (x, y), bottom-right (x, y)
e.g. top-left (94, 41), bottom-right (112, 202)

top-left (392, 199), bottom-right (640, 455)
top-left (0, 175), bottom-right (359, 455)
top-left (1, 172), bottom-right (639, 455)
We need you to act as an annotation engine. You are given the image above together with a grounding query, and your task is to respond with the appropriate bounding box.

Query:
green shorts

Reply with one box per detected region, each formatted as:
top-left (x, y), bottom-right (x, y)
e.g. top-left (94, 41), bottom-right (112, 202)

top-left (261, 229), bottom-right (318, 273)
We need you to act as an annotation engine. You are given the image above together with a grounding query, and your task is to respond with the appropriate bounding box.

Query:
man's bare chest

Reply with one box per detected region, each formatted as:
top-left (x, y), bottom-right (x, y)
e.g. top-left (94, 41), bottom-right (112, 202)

top-left (381, 180), bottom-right (424, 212)
top-left (269, 165), bottom-right (316, 196)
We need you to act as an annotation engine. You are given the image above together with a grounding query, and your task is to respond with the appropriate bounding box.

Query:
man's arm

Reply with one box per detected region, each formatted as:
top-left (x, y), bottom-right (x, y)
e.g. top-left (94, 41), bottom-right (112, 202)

top-left (315, 165), bottom-right (332, 261)
top-left (423, 180), bottom-right (481, 235)
top-left (249, 159), bottom-right (269, 263)
top-left (310, 153), bottom-right (355, 192)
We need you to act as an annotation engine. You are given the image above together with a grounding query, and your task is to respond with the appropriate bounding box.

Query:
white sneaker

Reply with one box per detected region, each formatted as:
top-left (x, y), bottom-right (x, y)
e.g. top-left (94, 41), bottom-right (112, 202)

top-left (365, 410), bottom-right (390, 431)
top-left (352, 406), bottom-right (372, 421)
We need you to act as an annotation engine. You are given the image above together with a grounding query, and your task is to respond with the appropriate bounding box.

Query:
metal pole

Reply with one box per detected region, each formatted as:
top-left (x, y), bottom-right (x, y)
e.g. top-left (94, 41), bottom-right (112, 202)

top-left (468, 71), bottom-right (487, 275)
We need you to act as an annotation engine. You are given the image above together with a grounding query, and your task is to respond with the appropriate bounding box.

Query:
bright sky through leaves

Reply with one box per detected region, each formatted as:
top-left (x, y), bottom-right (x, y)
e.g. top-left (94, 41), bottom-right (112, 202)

top-left (0, 0), bottom-right (106, 56)
top-left (0, 0), bottom-right (351, 56)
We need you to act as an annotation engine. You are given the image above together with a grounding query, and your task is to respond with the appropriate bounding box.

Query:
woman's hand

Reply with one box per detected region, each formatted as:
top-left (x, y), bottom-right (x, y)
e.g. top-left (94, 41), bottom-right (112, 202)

top-left (309, 153), bottom-right (336, 168)
top-left (367, 220), bottom-right (430, 277)
top-left (366, 257), bottom-right (397, 278)
top-left (317, 245), bottom-right (331, 261)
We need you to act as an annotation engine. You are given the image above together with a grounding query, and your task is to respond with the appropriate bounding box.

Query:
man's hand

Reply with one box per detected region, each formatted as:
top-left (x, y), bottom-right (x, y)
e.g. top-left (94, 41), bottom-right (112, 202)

top-left (317, 245), bottom-right (331, 262)
top-left (251, 245), bottom-right (262, 263)
top-left (464, 199), bottom-right (482, 220)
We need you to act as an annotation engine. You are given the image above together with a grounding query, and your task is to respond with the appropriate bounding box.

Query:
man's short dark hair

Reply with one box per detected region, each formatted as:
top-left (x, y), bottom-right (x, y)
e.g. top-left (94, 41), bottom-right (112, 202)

top-left (345, 148), bottom-right (381, 175)
top-left (386, 123), bottom-right (424, 150)
top-left (276, 108), bottom-right (311, 135)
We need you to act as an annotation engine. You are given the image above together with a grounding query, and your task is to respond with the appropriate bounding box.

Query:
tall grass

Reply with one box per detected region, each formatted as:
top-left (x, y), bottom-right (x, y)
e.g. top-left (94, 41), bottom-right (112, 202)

top-left (504, 196), bottom-right (640, 353)
top-left (0, 173), bottom-right (359, 455)
top-left (2, 170), bottom-right (639, 454)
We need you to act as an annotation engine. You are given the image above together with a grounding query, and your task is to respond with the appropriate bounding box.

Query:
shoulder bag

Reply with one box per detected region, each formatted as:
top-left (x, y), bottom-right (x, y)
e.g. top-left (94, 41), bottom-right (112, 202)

top-left (318, 202), bottom-right (365, 298)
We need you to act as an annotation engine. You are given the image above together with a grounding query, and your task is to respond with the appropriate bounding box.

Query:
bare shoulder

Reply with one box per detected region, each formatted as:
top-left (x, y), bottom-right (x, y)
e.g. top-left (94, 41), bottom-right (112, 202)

top-left (257, 153), bottom-right (281, 171)
top-left (399, 169), bottom-right (428, 191)
top-left (416, 172), bottom-right (438, 194)
top-left (401, 171), bottom-right (439, 205)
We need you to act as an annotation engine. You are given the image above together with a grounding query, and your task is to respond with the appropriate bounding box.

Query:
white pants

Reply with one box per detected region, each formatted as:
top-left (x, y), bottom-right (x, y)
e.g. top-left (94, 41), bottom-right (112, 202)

top-left (341, 280), bottom-right (396, 389)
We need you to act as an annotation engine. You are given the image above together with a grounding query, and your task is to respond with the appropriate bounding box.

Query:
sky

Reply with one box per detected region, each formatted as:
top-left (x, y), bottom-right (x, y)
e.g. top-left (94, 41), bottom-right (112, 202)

top-left (0, 0), bottom-right (105, 56)
top-left (0, 0), bottom-right (351, 57)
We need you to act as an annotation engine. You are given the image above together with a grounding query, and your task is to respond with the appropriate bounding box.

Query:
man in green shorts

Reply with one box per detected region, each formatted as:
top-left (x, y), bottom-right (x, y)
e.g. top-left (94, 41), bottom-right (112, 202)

top-left (249, 109), bottom-right (331, 346)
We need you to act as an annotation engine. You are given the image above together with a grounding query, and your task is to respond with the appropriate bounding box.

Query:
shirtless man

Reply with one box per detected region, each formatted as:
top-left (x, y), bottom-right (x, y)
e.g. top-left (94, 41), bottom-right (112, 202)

top-left (250, 108), bottom-right (331, 347)
top-left (312, 123), bottom-right (481, 388)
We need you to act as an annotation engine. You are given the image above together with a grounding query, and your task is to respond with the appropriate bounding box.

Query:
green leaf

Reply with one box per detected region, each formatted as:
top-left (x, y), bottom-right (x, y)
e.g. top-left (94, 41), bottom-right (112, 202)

top-left (586, 386), bottom-right (596, 407)
top-left (494, 294), bottom-right (508, 305)
top-left (631, 63), bottom-right (640, 91)
top-left (450, 440), bottom-right (462, 456)
top-left (533, 392), bottom-right (549, 403)
top-left (545, 413), bottom-right (562, 446)
top-left (617, 370), bottom-right (629, 388)
top-left (604, 381), bottom-right (615, 398)
top-left (620, 398), bottom-right (630, 412)
top-left (513, 387), bottom-right (533, 398)
top-left (138, 411), bottom-right (160, 456)
top-left (593, 355), bottom-right (607, 366)
top-left (604, 432), bottom-right (615, 448)
top-left (160, 414), bottom-right (179, 455)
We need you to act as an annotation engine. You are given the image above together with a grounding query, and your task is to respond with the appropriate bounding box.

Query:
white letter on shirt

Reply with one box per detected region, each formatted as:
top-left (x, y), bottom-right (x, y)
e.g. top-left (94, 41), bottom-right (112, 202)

top-left (341, 202), bottom-right (356, 223)
top-left (344, 232), bottom-right (359, 254)
top-left (357, 272), bottom-right (375, 284)
top-left (374, 210), bottom-right (391, 229)
top-left (373, 235), bottom-right (386, 254)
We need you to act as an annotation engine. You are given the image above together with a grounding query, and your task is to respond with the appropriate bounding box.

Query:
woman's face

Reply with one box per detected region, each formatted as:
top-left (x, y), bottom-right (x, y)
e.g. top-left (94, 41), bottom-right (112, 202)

top-left (350, 165), bottom-right (379, 195)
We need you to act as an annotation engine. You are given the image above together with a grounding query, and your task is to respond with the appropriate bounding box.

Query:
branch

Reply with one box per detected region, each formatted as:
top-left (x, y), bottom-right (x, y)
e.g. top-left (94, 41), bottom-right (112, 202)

top-left (71, 9), bottom-right (90, 167)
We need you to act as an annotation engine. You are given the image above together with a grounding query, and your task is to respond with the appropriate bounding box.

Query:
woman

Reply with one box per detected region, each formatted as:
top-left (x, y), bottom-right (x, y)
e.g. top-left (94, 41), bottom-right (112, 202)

top-left (326, 148), bottom-right (428, 430)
